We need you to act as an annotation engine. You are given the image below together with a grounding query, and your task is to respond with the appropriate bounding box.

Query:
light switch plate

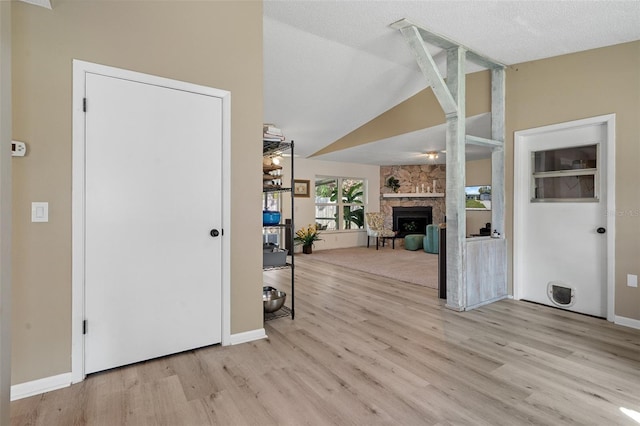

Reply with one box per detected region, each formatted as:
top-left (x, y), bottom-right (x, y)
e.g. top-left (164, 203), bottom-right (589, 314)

top-left (32, 202), bottom-right (48, 223)
top-left (627, 274), bottom-right (638, 288)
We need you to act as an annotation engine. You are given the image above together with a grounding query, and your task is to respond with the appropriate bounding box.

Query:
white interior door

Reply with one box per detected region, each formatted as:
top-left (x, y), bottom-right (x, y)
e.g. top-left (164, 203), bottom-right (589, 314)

top-left (84, 72), bottom-right (222, 374)
top-left (515, 119), bottom-right (611, 318)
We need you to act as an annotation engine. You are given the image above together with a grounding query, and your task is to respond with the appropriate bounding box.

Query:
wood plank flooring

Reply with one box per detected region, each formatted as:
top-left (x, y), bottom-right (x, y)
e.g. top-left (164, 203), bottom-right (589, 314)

top-left (11, 256), bottom-right (640, 425)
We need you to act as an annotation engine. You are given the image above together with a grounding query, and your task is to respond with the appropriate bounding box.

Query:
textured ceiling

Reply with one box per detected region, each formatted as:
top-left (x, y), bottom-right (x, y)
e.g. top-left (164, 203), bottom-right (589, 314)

top-left (264, 0), bottom-right (640, 164)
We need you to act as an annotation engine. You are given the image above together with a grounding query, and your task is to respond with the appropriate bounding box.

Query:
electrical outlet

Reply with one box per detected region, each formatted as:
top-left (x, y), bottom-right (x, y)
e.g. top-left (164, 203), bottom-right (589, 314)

top-left (627, 274), bottom-right (638, 288)
top-left (11, 140), bottom-right (27, 157)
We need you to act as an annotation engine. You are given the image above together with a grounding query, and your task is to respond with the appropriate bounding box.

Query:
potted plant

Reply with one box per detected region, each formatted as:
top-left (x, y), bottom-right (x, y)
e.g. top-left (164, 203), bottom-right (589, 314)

top-left (385, 176), bottom-right (400, 193)
top-left (294, 224), bottom-right (322, 254)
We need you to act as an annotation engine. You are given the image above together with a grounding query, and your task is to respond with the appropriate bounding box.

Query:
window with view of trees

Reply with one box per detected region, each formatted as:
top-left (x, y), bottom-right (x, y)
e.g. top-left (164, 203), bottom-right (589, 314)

top-left (314, 177), bottom-right (365, 231)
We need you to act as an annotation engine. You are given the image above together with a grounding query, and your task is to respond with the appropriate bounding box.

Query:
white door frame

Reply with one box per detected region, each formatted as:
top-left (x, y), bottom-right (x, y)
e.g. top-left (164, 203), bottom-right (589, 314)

top-left (71, 60), bottom-right (232, 383)
top-left (514, 114), bottom-right (616, 321)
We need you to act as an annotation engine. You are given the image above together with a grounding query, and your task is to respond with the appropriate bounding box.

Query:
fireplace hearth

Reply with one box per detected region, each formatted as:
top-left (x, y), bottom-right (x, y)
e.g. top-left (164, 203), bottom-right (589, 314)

top-left (392, 206), bottom-right (433, 237)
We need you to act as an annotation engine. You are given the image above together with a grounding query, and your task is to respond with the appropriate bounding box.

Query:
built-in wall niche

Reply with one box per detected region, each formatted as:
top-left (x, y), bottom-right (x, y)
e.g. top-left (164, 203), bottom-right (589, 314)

top-left (465, 158), bottom-right (493, 237)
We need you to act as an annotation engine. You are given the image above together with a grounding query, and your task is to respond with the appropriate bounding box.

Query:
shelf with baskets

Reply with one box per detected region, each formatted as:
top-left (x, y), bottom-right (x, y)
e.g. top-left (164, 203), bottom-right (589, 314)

top-left (263, 138), bottom-right (295, 321)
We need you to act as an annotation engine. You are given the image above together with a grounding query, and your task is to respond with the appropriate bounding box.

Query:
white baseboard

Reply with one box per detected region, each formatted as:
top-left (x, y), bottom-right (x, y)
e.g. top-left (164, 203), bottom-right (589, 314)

top-left (11, 330), bottom-right (267, 400)
top-left (615, 315), bottom-right (640, 330)
top-left (11, 372), bottom-right (73, 401)
top-left (229, 328), bottom-right (267, 345)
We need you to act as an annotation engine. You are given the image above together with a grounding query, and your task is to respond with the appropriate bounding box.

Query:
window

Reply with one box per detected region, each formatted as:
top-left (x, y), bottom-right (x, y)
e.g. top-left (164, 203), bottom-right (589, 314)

top-left (315, 177), bottom-right (365, 231)
top-left (531, 144), bottom-right (599, 202)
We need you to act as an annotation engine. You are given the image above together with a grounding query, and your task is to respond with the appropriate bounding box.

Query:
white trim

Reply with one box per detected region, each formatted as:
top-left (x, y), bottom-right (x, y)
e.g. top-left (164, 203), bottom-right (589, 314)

top-left (71, 60), bottom-right (86, 384)
top-left (72, 60), bottom-right (232, 383)
top-left (604, 116), bottom-right (616, 322)
top-left (229, 328), bottom-right (268, 345)
top-left (614, 316), bottom-right (640, 330)
top-left (513, 114), bottom-right (616, 321)
top-left (10, 373), bottom-right (72, 401)
top-left (221, 85), bottom-right (232, 346)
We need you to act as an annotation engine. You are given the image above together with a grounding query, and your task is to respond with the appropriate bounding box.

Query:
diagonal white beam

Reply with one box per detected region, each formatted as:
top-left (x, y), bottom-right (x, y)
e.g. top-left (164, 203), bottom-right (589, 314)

top-left (396, 25), bottom-right (458, 116)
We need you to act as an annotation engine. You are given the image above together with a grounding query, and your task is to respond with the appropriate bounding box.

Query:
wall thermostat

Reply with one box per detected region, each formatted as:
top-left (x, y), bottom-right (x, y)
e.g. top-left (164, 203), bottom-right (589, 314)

top-left (12, 141), bottom-right (27, 157)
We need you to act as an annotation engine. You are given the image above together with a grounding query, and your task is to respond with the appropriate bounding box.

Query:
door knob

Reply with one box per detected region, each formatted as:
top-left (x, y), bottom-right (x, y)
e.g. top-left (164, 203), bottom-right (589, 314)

top-left (210, 229), bottom-right (220, 237)
top-left (596, 227), bottom-right (606, 234)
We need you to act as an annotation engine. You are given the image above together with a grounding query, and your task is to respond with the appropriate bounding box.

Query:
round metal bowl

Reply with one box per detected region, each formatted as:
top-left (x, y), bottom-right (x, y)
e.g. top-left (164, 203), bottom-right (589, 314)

top-left (263, 288), bottom-right (286, 313)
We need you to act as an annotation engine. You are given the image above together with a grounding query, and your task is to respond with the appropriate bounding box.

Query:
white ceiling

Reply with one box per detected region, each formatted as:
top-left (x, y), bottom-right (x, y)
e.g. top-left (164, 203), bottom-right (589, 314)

top-left (264, 0), bottom-right (640, 165)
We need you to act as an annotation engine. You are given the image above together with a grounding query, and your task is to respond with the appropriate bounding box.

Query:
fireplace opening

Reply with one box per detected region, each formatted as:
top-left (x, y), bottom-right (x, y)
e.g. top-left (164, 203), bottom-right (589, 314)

top-left (392, 206), bottom-right (433, 238)
top-left (397, 217), bottom-right (428, 235)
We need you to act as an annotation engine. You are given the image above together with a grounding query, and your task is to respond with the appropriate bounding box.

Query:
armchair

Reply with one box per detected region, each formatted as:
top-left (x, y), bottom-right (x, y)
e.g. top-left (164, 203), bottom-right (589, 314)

top-left (365, 212), bottom-right (395, 250)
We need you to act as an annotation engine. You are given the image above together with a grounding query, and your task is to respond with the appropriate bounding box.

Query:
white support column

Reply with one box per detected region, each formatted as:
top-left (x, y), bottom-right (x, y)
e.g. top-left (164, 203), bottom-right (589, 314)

top-left (0, 1), bottom-right (12, 423)
top-left (391, 19), bottom-right (506, 312)
top-left (491, 67), bottom-right (506, 236)
top-left (445, 46), bottom-right (467, 311)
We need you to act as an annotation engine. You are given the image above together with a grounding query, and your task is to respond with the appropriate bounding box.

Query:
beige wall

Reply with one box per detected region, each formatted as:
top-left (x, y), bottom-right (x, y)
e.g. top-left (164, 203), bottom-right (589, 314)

top-left (11, 0), bottom-right (263, 384)
top-left (280, 158), bottom-right (380, 250)
top-left (505, 41), bottom-right (640, 321)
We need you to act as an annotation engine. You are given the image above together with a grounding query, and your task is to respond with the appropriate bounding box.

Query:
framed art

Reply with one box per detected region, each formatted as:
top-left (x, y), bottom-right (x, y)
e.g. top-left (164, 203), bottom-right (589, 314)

top-left (294, 179), bottom-right (310, 197)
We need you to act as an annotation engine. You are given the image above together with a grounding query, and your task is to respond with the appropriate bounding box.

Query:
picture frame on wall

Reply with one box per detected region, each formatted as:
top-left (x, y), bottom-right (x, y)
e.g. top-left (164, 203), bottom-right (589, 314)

top-left (294, 179), bottom-right (310, 197)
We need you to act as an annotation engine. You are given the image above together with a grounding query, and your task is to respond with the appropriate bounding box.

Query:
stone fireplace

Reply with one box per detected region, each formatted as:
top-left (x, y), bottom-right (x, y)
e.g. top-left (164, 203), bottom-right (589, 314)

top-left (392, 206), bottom-right (433, 237)
top-left (380, 164), bottom-right (446, 233)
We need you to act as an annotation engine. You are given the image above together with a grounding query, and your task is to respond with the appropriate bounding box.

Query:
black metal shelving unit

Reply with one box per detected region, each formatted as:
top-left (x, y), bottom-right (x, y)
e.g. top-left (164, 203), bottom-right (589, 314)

top-left (263, 140), bottom-right (295, 320)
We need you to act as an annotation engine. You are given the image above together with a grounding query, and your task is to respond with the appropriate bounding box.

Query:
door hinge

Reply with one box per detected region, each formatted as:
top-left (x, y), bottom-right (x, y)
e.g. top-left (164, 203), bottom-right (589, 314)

top-left (83, 98), bottom-right (87, 112)
top-left (83, 320), bottom-right (87, 335)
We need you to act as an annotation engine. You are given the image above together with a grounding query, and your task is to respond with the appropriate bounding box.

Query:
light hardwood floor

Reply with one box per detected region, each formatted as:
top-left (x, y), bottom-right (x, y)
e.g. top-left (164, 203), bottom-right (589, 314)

top-left (11, 256), bottom-right (640, 425)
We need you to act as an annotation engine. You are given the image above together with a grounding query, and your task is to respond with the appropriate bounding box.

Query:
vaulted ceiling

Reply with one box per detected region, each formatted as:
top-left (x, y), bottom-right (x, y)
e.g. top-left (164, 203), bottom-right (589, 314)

top-left (264, 1), bottom-right (640, 165)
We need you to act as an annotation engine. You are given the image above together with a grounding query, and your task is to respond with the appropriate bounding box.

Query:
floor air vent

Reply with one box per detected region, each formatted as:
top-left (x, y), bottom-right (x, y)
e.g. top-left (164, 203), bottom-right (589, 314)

top-left (547, 281), bottom-right (575, 308)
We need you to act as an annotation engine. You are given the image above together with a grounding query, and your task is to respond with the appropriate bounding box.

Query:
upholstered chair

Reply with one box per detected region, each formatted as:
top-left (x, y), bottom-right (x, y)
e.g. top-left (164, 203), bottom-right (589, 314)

top-left (365, 212), bottom-right (395, 250)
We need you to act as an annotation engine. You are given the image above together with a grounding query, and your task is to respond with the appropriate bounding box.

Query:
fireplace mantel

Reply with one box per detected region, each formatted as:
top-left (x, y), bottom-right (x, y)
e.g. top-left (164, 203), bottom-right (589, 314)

top-left (382, 193), bottom-right (444, 198)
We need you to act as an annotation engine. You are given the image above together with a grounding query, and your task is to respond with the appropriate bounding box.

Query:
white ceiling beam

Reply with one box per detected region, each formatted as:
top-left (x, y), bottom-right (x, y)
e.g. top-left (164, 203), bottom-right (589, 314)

top-left (390, 18), bottom-right (505, 70)
top-left (394, 24), bottom-right (458, 116)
